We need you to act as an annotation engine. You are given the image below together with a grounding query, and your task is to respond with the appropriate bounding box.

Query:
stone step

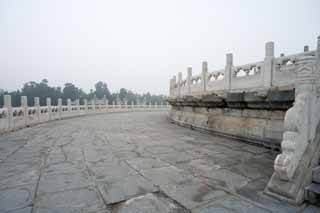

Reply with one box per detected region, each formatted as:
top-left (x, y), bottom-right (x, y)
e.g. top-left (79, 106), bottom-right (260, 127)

top-left (313, 166), bottom-right (320, 184)
top-left (305, 183), bottom-right (320, 206)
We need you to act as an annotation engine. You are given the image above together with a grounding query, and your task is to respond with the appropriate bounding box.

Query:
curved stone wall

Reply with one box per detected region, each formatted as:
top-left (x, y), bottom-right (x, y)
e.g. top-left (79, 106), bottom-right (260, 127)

top-left (0, 95), bottom-right (169, 134)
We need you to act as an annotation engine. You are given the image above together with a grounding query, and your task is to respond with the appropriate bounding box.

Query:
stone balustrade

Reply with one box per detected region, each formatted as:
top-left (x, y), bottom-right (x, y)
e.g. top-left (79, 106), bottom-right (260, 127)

top-left (168, 36), bottom-right (320, 205)
top-left (0, 95), bottom-right (169, 134)
top-left (170, 41), bottom-right (317, 97)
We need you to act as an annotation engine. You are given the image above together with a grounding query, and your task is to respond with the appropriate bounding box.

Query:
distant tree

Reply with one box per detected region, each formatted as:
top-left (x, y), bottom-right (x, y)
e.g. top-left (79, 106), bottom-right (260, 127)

top-left (0, 79), bottom-right (167, 107)
top-left (94, 81), bottom-right (111, 100)
top-left (63, 83), bottom-right (79, 102)
top-left (119, 88), bottom-right (128, 101)
top-left (20, 79), bottom-right (63, 106)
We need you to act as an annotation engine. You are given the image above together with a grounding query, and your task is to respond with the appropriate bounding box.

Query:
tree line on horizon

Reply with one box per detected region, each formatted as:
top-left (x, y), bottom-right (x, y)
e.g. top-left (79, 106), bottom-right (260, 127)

top-left (0, 79), bottom-right (167, 107)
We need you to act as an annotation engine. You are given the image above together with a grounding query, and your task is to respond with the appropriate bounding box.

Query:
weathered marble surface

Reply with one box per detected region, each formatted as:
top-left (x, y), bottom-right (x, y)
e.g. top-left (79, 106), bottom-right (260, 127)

top-left (0, 112), bottom-right (317, 212)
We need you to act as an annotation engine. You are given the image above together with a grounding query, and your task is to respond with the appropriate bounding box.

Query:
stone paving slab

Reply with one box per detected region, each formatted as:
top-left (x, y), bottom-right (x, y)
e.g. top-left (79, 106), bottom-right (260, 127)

top-left (97, 174), bottom-right (158, 204)
top-left (0, 111), bottom-right (318, 212)
top-left (33, 187), bottom-right (107, 213)
top-left (0, 184), bottom-right (36, 212)
top-left (6, 207), bottom-right (33, 213)
top-left (37, 171), bottom-right (93, 195)
top-left (192, 195), bottom-right (272, 213)
top-left (112, 193), bottom-right (189, 213)
top-left (0, 162), bottom-right (40, 189)
top-left (160, 178), bottom-right (227, 210)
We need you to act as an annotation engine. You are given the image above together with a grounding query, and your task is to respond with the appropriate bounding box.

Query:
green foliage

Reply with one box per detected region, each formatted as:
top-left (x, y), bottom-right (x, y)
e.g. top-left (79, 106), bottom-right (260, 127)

top-left (94, 81), bottom-right (111, 100)
top-left (0, 79), bottom-right (167, 107)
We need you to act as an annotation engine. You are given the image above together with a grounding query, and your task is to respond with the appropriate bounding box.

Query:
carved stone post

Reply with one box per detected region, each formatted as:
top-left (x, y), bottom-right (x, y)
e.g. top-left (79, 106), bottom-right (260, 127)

top-left (84, 99), bottom-right (88, 113)
top-left (178, 72), bottom-right (182, 97)
top-left (4, 95), bottom-right (12, 130)
top-left (21, 96), bottom-right (28, 127)
top-left (304, 45), bottom-right (309, 52)
top-left (202, 61), bottom-right (208, 93)
top-left (263, 41), bottom-right (274, 88)
top-left (34, 97), bottom-right (40, 121)
top-left (58, 98), bottom-right (62, 119)
top-left (46, 97), bottom-right (51, 120)
top-left (225, 53), bottom-right (233, 90)
top-left (67, 99), bottom-right (71, 115)
top-left (76, 99), bottom-right (80, 115)
top-left (169, 78), bottom-right (173, 97)
top-left (265, 36), bottom-right (320, 204)
top-left (172, 75), bottom-right (177, 97)
top-left (187, 67), bottom-right (192, 95)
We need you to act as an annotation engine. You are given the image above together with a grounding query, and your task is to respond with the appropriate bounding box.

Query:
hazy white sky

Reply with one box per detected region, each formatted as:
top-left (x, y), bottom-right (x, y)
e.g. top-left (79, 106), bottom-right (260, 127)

top-left (1, 0), bottom-right (319, 94)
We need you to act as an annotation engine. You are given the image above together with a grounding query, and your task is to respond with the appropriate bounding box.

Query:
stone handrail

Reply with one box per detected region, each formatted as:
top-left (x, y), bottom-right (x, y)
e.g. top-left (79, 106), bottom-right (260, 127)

top-left (0, 95), bottom-right (169, 134)
top-left (168, 36), bottom-right (320, 205)
top-left (170, 42), bottom-right (316, 96)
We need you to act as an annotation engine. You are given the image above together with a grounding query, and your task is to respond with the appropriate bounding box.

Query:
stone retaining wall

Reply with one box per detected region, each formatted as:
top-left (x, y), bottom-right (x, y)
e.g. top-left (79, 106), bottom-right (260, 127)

top-left (168, 89), bottom-right (293, 148)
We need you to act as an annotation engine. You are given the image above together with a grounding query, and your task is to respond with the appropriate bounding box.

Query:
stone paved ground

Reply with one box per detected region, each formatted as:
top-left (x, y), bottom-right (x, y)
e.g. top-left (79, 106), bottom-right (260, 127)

top-left (0, 111), bottom-right (318, 213)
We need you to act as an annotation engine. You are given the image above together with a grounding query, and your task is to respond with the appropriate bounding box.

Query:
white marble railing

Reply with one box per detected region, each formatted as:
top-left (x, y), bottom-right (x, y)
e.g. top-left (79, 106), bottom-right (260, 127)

top-left (170, 39), bottom-right (318, 97)
top-left (0, 95), bottom-right (169, 133)
top-left (169, 36), bottom-right (320, 204)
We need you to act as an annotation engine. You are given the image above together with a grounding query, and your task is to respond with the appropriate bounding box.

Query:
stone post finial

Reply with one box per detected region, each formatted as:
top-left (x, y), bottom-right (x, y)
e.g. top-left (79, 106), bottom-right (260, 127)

top-left (172, 75), bottom-right (177, 97)
top-left (4, 95), bottom-right (11, 108)
top-left (225, 54), bottom-right (233, 90)
top-left (304, 45), bottom-right (309, 52)
top-left (58, 98), bottom-right (62, 119)
top-left (21, 96), bottom-right (28, 126)
top-left (202, 61), bottom-right (208, 93)
top-left (21, 96), bottom-right (27, 107)
top-left (202, 61), bottom-right (208, 72)
top-left (226, 53), bottom-right (233, 65)
top-left (169, 78), bottom-right (173, 97)
top-left (265, 41), bottom-right (274, 57)
top-left (46, 97), bottom-right (51, 120)
top-left (34, 97), bottom-right (40, 106)
top-left (34, 97), bottom-right (40, 121)
top-left (46, 97), bottom-right (51, 107)
top-left (4, 95), bottom-right (12, 129)
top-left (264, 42), bottom-right (274, 88)
top-left (76, 99), bottom-right (80, 114)
top-left (187, 66), bottom-right (192, 94)
top-left (178, 72), bottom-right (182, 97)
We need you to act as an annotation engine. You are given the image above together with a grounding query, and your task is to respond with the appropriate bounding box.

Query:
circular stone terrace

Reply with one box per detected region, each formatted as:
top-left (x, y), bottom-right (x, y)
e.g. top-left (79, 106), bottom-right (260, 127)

top-left (0, 111), bottom-right (317, 213)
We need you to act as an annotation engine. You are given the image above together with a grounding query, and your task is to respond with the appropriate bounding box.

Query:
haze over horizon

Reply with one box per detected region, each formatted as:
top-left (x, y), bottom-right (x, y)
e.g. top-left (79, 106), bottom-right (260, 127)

top-left (1, 0), bottom-right (319, 95)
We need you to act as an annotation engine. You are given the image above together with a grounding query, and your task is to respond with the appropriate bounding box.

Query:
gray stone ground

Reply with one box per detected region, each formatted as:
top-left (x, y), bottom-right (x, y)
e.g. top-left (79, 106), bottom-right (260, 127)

top-left (0, 111), bottom-right (318, 213)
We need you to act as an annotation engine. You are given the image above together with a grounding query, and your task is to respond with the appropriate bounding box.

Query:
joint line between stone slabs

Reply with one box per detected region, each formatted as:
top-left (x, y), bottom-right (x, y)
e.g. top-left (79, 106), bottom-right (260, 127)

top-left (31, 138), bottom-right (55, 213)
